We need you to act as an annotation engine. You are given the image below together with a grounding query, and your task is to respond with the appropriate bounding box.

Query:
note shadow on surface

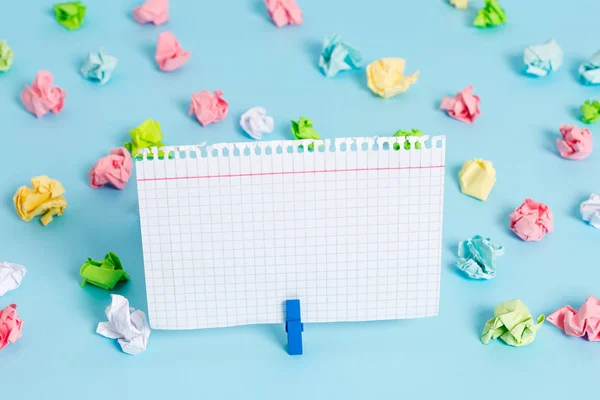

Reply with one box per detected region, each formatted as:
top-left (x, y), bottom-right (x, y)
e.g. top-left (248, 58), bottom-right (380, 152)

top-left (263, 322), bottom-right (287, 351)
top-left (251, 0), bottom-right (271, 23)
top-left (303, 39), bottom-right (322, 74)
top-left (570, 58), bottom-right (585, 84)
top-left (506, 53), bottom-right (525, 76)
top-left (542, 129), bottom-right (558, 156)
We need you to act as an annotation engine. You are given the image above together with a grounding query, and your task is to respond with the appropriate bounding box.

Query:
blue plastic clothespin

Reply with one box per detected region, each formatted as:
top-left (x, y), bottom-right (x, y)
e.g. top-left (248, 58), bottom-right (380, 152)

top-left (285, 299), bottom-right (304, 355)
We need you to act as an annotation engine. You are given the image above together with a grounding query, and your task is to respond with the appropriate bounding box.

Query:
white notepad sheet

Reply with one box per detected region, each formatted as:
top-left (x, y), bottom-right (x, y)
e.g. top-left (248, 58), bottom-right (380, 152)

top-left (136, 136), bottom-right (445, 330)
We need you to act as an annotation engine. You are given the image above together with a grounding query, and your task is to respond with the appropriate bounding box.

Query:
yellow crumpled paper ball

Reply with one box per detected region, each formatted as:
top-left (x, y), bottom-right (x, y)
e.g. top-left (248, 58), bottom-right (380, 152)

top-left (458, 159), bottom-right (496, 201)
top-left (13, 176), bottom-right (67, 226)
top-left (450, 0), bottom-right (468, 9)
top-left (366, 58), bottom-right (419, 99)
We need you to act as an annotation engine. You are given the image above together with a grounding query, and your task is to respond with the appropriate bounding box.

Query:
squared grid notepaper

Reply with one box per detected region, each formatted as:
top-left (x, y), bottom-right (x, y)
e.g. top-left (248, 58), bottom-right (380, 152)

top-left (135, 136), bottom-right (446, 330)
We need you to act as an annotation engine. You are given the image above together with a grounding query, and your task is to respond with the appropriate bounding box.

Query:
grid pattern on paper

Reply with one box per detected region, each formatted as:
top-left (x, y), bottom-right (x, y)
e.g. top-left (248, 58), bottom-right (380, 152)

top-left (136, 138), bottom-right (445, 330)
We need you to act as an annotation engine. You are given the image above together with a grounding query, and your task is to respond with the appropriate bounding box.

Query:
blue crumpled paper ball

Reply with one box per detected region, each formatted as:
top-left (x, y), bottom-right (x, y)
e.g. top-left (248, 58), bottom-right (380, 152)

top-left (523, 39), bottom-right (563, 77)
top-left (81, 48), bottom-right (118, 85)
top-left (456, 235), bottom-right (504, 279)
top-left (579, 50), bottom-right (600, 85)
top-left (319, 33), bottom-right (363, 78)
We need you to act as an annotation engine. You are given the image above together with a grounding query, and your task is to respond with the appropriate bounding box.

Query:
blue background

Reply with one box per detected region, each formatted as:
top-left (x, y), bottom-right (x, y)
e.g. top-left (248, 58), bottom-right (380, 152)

top-left (1, 0), bottom-right (599, 398)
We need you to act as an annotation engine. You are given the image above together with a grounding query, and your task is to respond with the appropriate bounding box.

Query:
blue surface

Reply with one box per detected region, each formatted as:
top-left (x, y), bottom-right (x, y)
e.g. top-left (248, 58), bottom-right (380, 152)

top-left (1, 0), bottom-right (600, 398)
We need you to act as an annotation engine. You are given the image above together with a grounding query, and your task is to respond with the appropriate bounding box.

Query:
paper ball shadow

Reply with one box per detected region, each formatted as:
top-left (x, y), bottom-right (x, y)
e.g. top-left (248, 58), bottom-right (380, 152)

top-left (303, 39), bottom-right (323, 75)
top-left (250, 0), bottom-right (271, 24)
top-left (506, 53), bottom-right (526, 77)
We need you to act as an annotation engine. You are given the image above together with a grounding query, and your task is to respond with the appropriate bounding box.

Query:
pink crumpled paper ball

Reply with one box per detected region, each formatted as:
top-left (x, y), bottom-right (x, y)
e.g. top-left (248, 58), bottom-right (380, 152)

top-left (0, 304), bottom-right (23, 351)
top-left (89, 147), bottom-right (133, 190)
top-left (556, 124), bottom-right (593, 160)
top-left (155, 31), bottom-right (190, 72)
top-left (440, 85), bottom-right (481, 123)
top-left (509, 198), bottom-right (554, 242)
top-left (132, 0), bottom-right (169, 25)
top-left (189, 90), bottom-right (228, 126)
top-left (265, 0), bottom-right (303, 28)
top-left (20, 70), bottom-right (66, 118)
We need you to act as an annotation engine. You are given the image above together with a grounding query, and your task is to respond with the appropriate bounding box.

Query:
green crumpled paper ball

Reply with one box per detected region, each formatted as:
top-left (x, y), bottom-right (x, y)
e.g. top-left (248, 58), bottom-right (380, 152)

top-left (473, 0), bottom-right (507, 28)
top-left (393, 128), bottom-right (424, 150)
top-left (80, 252), bottom-right (130, 290)
top-left (53, 1), bottom-right (86, 30)
top-left (291, 116), bottom-right (321, 151)
top-left (125, 119), bottom-right (167, 158)
top-left (581, 100), bottom-right (600, 124)
top-left (481, 299), bottom-right (545, 347)
top-left (0, 40), bottom-right (14, 72)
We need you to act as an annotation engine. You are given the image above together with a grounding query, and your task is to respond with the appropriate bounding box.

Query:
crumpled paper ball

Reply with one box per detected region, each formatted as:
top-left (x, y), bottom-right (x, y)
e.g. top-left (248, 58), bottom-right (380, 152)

top-left (0, 40), bottom-right (14, 72)
top-left (291, 116), bottom-right (320, 141)
top-left (80, 252), bottom-right (130, 290)
top-left (449, 0), bottom-right (468, 9)
top-left (20, 70), bottom-right (66, 118)
top-left (0, 262), bottom-right (27, 296)
top-left (579, 50), bottom-right (600, 85)
top-left (456, 235), bottom-right (504, 279)
top-left (319, 33), bottom-right (363, 78)
top-left (366, 58), bottom-right (419, 99)
top-left (189, 90), bottom-right (228, 126)
top-left (458, 159), bottom-right (496, 201)
top-left (80, 48), bottom-right (118, 85)
top-left (96, 294), bottom-right (150, 355)
top-left (0, 304), bottom-right (23, 351)
top-left (580, 194), bottom-right (600, 229)
top-left (548, 296), bottom-right (600, 341)
top-left (13, 176), bottom-right (67, 226)
top-left (240, 107), bottom-right (274, 140)
top-left (473, 0), bottom-right (506, 28)
top-left (53, 1), bottom-right (86, 30)
top-left (125, 119), bottom-right (166, 157)
top-left (481, 299), bottom-right (545, 347)
top-left (89, 148), bottom-right (133, 190)
top-left (440, 86), bottom-right (481, 123)
top-left (581, 100), bottom-right (600, 124)
top-left (556, 124), bottom-right (593, 160)
top-left (523, 39), bottom-right (563, 77)
top-left (155, 31), bottom-right (190, 72)
top-left (264, 0), bottom-right (302, 28)
top-left (393, 128), bottom-right (423, 150)
top-left (509, 198), bottom-right (553, 242)
top-left (132, 0), bottom-right (168, 25)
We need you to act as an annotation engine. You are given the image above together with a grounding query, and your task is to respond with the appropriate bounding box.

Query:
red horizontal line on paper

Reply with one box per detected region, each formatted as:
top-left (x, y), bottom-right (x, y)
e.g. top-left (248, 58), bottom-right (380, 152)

top-left (137, 165), bottom-right (445, 182)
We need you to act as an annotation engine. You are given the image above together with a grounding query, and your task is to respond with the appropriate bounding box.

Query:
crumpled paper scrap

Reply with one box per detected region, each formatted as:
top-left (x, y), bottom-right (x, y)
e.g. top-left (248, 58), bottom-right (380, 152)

top-left (291, 116), bottom-right (320, 141)
top-left (124, 119), bottom-right (166, 157)
top-left (474, 0), bottom-right (506, 28)
top-left (581, 100), bottom-right (600, 124)
top-left (366, 58), bottom-right (419, 99)
top-left (240, 107), bottom-right (274, 140)
top-left (440, 86), bottom-right (481, 123)
top-left (89, 148), bottom-right (133, 190)
top-left (580, 194), bottom-right (600, 229)
top-left (579, 50), bottom-right (600, 85)
top-left (449, 0), bottom-right (468, 9)
top-left (53, 1), bottom-right (86, 30)
top-left (509, 198), bottom-right (553, 242)
top-left (0, 262), bottom-right (27, 296)
top-left (189, 90), bottom-right (228, 126)
top-left (80, 48), bottom-right (118, 85)
top-left (14, 176), bottom-right (67, 226)
top-left (481, 299), bottom-right (545, 347)
top-left (0, 40), bottom-right (14, 72)
top-left (393, 129), bottom-right (423, 150)
top-left (20, 70), bottom-right (66, 118)
top-left (97, 294), bottom-right (150, 355)
top-left (319, 34), bottom-right (363, 78)
top-left (0, 304), bottom-right (23, 351)
top-left (523, 39), bottom-right (563, 77)
top-left (556, 124), bottom-right (593, 160)
top-left (265, 0), bottom-right (302, 28)
top-left (456, 235), bottom-right (504, 279)
top-left (133, 0), bottom-right (168, 25)
top-left (80, 252), bottom-right (130, 290)
top-left (458, 159), bottom-right (496, 201)
top-left (548, 296), bottom-right (600, 341)
top-left (155, 31), bottom-right (190, 72)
